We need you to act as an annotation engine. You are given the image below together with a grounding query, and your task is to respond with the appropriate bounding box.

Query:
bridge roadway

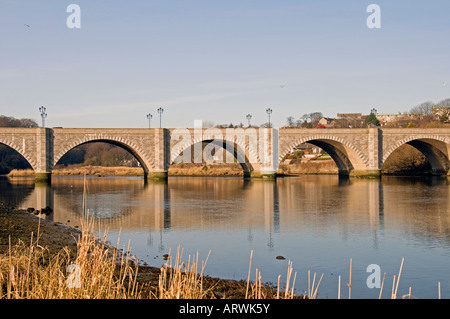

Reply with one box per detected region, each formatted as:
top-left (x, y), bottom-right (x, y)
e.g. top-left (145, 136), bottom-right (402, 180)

top-left (0, 127), bottom-right (449, 182)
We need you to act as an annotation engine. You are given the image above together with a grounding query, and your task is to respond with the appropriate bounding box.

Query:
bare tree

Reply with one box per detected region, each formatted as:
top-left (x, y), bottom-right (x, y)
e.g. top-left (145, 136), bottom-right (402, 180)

top-left (301, 113), bottom-right (310, 123)
top-left (309, 112), bottom-right (323, 126)
top-left (0, 115), bottom-right (38, 128)
top-left (202, 120), bottom-right (215, 128)
top-left (410, 101), bottom-right (433, 116)
top-left (436, 98), bottom-right (450, 107)
top-left (286, 116), bottom-right (295, 127)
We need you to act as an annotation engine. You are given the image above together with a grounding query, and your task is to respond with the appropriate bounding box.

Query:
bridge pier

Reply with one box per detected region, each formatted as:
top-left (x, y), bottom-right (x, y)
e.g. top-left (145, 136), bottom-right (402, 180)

top-left (34, 128), bottom-right (53, 184)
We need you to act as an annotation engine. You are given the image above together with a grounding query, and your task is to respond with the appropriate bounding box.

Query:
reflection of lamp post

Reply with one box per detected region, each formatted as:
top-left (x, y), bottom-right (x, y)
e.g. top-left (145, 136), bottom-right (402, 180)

top-left (157, 107), bottom-right (164, 128)
top-left (246, 114), bottom-right (252, 127)
top-left (39, 106), bottom-right (47, 127)
top-left (147, 113), bottom-right (152, 128)
top-left (266, 108), bottom-right (272, 127)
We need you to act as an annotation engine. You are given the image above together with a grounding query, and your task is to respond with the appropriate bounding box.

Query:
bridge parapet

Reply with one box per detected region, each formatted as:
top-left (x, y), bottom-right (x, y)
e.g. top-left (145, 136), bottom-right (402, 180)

top-left (1, 127), bottom-right (449, 182)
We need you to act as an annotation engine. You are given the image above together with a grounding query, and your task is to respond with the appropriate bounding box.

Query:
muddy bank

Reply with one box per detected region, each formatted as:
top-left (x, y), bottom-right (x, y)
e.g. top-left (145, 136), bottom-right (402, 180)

top-left (0, 208), bottom-right (80, 256)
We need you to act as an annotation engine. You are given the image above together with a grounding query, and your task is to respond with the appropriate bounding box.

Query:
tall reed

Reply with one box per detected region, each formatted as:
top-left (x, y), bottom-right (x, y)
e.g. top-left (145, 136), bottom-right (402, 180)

top-left (156, 246), bottom-right (211, 299)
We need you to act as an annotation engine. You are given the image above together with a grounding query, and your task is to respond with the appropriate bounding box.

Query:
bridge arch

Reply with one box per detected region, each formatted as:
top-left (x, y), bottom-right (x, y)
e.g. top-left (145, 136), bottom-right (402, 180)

top-left (0, 140), bottom-right (36, 171)
top-left (53, 137), bottom-right (154, 175)
top-left (382, 136), bottom-right (450, 175)
top-left (278, 136), bottom-right (369, 175)
top-left (170, 136), bottom-right (256, 178)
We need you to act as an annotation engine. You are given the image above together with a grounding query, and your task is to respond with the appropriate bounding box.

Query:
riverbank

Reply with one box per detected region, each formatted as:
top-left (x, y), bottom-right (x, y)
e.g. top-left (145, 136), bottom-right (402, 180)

top-left (7, 161), bottom-right (338, 178)
top-left (0, 208), bottom-right (287, 299)
top-left (6, 164), bottom-right (244, 177)
top-left (5, 157), bottom-right (434, 179)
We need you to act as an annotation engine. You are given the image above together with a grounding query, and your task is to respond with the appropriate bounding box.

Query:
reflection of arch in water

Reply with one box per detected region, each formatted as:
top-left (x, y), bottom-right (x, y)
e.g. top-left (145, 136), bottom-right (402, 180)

top-left (17, 177), bottom-right (172, 230)
top-left (83, 179), bottom-right (171, 230)
top-left (0, 176), bottom-right (35, 208)
top-left (16, 183), bottom-right (54, 221)
top-left (382, 137), bottom-right (450, 175)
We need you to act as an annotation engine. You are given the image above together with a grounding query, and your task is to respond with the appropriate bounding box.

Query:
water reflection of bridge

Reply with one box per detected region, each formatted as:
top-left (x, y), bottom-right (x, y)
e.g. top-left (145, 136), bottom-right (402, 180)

top-left (13, 176), bottom-right (398, 231)
top-left (6, 176), bottom-right (450, 248)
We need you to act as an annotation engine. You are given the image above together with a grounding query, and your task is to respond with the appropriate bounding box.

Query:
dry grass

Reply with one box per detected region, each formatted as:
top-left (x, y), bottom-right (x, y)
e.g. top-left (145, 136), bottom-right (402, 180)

top-left (278, 160), bottom-right (338, 175)
top-left (168, 163), bottom-right (243, 177)
top-left (6, 166), bottom-right (144, 177)
top-left (7, 164), bottom-right (244, 178)
top-left (0, 210), bottom-right (141, 299)
top-left (53, 165), bottom-right (143, 176)
top-left (6, 169), bottom-right (34, 177)
top-left (156, 246), bottom-right (211, 299)
top-left (0, 220), bottom-right (301, 299)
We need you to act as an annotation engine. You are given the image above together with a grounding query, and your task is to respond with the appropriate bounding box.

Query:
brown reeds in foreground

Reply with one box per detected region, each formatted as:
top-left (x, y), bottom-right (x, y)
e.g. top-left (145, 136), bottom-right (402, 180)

top-left (0, 216), bottom-right (298, 299)
top-left (0, 191), bottom-right (298, 300)
top-left (156, 246), bottom-right (211, 299)
top-left (0, 209), bottom-right (140, 299)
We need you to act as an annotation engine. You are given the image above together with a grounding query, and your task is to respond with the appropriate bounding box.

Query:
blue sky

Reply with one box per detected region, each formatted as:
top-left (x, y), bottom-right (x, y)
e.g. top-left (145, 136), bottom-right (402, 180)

top-left (0, 0), bottom-right (449, 128)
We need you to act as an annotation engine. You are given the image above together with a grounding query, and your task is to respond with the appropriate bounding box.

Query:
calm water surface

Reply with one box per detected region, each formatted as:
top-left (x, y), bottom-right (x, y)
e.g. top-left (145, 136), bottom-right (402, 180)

top-left (1, 175), bottom-right (449, 299)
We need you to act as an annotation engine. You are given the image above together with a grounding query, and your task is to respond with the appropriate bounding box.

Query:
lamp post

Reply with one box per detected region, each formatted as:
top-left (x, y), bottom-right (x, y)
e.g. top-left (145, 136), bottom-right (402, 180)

top-left (157, 107), bottom-right (164, 128)
top-left (371, 108), bottom-right (377, 115)
top-left (266, 108), bottom-right (272, 127)
top-left (39, 106), bottom-right (47, 127)
top-left (246, 114), bottom-right (252, 127)
top-left (147, 113), bottom-right (152, 128)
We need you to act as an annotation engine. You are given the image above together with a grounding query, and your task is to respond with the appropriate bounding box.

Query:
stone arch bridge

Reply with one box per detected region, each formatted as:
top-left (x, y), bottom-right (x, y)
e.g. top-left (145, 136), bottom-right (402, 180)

top-left (0, 127), bottom-right (449, 182)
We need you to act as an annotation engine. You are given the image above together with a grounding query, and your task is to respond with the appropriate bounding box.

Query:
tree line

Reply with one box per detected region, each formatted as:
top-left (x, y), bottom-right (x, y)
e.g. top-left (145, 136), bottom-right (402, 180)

top-left (0, 115), bottom-right (38, 128)
top-left (283, 111), bottom-right (378, 128)
top-left (283, 97), bottom-right (450, 128)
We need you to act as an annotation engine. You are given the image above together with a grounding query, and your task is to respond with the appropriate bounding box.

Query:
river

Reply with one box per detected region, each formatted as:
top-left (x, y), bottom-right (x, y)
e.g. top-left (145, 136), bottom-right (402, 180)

top-left (1, 175), bottom-right (449, 299)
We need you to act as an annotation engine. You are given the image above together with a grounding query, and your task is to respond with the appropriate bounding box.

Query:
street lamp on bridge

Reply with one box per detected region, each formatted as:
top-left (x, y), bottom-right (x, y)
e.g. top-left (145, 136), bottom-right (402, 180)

top-left (39, 106), bottom-right (47, 128)
top-left (266, 108), bottom-right (272, 127)
top-left (157, 107), bottom-right (164, 128)
top-left (246, 114), bottom-right (252, 127)
top-left (147, 113), bottom-right (152, 128)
